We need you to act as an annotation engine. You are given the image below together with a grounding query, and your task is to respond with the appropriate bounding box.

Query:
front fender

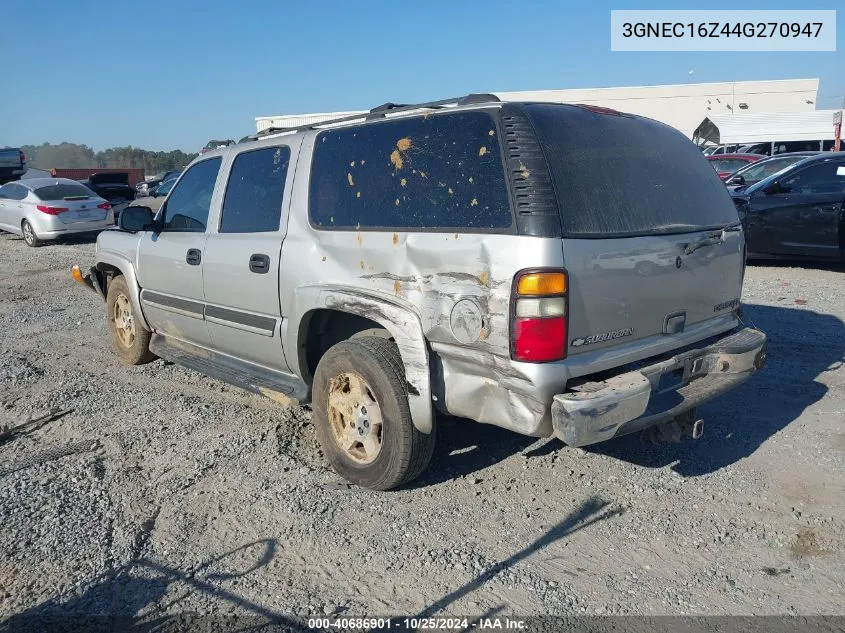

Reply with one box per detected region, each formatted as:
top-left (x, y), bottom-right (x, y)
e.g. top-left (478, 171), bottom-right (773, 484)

top-left (95, 249), bottom-right (150, 332)
top-left (287, 286), bottom-right (433, 435)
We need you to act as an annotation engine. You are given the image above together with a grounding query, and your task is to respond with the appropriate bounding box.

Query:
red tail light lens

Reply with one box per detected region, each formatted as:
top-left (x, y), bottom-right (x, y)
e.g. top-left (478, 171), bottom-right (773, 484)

top-left (511, 269), bottom-right (568, 363)
top-left (19, 150), bottom-right (26, 163)
top-left (513, 317), bottom-right (567, 362)
top-left (97, 202), bottom-right (112, 210)
top-left (36, 205), bottom-right (69, 215)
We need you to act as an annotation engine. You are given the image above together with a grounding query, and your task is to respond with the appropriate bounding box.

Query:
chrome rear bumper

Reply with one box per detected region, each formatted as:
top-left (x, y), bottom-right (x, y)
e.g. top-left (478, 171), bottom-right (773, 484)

top-left (551, 327), bottom-right (767, 447)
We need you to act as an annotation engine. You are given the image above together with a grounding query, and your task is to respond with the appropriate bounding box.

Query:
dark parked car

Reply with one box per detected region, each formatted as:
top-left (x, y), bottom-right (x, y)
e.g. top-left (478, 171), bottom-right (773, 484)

top-left (706, 154), bottom-right (762, 180)
top-left (732, 153), bottom-right (845, 260)
top-left (0, 147), bottom-right (26, 185)
top-left (78, 173), bottom-right (138, 223)
top-left (199, 139), bottom-right (234, 154)
top-left (724, 152), bottom-right (821, 192)
top-left (135, 170), bottom-right (181, 197)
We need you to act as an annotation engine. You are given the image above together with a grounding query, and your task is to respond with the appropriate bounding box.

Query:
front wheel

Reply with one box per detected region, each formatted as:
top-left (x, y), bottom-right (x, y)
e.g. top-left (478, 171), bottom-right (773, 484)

top-left (312, 336), bottom-right (435, 490)
top-left (106, 275), bottom-right (156, 365)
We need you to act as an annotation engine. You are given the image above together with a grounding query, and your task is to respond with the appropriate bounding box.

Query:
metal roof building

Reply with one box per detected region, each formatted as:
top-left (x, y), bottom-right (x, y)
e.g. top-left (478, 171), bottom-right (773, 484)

top-left (255, 78), bottom-right (820, 138)
top-left (692, 109), bottom-right (842, 145)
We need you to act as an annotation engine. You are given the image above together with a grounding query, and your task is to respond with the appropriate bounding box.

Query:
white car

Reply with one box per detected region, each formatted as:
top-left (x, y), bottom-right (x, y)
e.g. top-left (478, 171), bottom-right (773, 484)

top-left (0, 178), bottom-right (114, 246)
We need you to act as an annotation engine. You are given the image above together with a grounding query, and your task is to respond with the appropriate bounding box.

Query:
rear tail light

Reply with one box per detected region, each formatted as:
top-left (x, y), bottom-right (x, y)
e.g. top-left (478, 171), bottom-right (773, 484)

top-left (19, 150), bottom-right (26, 164)
top-left (511, 269), bottom-right (568, 362)
top-left (36, 205), bottom-right (68, 215)
top-left (97, 202), bottom-right (112, 210)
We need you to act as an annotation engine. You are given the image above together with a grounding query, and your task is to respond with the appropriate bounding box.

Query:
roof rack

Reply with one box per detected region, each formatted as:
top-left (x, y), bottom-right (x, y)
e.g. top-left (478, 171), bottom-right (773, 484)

top-left (248, 93), bottom-right (501, 140)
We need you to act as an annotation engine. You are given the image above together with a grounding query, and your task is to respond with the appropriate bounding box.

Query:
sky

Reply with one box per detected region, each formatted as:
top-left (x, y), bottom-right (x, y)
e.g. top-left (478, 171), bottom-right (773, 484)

top-left (1, 0), bottom-right (842, 153)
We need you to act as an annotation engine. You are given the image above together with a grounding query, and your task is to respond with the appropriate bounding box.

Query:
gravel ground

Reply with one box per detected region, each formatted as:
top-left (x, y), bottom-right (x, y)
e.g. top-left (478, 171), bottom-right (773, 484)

top-left (1, 232), bottom-right (844, 624)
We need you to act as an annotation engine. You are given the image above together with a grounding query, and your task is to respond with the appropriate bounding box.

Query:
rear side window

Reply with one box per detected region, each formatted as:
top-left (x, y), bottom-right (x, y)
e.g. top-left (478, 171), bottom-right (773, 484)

top-left (162, 157), bottom-right (221, 232)
top-left (309, 111), bottom-right (512, 231)
top-left (34, 183), bottom-right (94, 200)
top-left (524, 104), bottom-right (739, 237)
top-left (220, 146), bottom-right (290, 233)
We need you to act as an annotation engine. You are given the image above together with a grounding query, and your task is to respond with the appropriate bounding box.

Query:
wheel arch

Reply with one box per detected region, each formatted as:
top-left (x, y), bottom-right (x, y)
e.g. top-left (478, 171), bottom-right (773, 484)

top-left (287, 287), bottom-right (433, 435)
top-left (94, 252), bottom-right (150, 331)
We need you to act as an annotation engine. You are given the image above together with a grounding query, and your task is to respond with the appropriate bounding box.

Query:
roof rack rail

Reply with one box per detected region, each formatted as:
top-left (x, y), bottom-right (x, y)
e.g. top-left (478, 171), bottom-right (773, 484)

top-left (248, 93), bottom-right (502, 140)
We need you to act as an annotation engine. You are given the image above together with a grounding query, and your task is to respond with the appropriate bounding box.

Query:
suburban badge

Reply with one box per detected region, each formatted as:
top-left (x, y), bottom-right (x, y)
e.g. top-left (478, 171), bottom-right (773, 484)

top-left (571, 327), bottom-right (635, 348)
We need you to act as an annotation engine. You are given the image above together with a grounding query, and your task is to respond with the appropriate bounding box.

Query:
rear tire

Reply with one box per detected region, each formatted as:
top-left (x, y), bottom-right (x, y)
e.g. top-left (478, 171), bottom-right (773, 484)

top-left (21, 220), bottom-right (41, 247)
top-left (312, 336), bottom-right (435, 490)
top-left (106, 275), bottom-right (156, 365)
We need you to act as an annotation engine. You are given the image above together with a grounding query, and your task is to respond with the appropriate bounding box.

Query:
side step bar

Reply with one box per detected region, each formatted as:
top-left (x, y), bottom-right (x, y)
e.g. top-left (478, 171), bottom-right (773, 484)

top-left (149, 333), bottom-right (310, 405)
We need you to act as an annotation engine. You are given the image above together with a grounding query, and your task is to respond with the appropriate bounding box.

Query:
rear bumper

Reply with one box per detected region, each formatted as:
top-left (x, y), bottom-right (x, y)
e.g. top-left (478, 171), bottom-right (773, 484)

top-left (551, 327), bottom-right (767, 447)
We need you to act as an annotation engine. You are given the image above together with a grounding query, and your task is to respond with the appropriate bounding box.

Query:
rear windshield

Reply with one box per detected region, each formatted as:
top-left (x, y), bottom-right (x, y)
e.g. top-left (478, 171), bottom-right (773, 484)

top-left (524, 104), bottom-right (739, 237)
top-left (34, 183), bottom-right (94, 200)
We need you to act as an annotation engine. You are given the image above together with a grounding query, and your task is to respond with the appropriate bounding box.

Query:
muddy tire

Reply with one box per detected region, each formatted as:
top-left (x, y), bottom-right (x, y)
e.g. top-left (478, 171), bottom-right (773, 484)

top-left (312, 336), bottom-right (435, 490)
top-left (106, 275), bottom-right (156, 365)
top-left (22, 220), bottom-right (41, 247)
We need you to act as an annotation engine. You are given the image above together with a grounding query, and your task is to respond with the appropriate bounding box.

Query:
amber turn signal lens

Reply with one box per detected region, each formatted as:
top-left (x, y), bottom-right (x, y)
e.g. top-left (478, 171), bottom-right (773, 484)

top-left (516, 272), bottom-right (566, 296)
top-left (71, 265), bottom-right (84, 284)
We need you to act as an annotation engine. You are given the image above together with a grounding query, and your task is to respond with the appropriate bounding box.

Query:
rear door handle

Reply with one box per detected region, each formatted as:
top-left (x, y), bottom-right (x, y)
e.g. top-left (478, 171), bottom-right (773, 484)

top-left (249, 254), bottom-right (270, 274)
top-left (186, 248), bottom-right (202, 265)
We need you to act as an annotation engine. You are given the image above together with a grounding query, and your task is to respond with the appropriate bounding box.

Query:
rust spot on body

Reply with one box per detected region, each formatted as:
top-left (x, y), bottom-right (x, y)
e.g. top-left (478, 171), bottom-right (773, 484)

top-left (392, 233), bottom-right (399, 246)
top-left (347, 173), bottom-right (355, 186)
top-left (478, 271), bottom-right (490, 287)
top-left (479, 146), bottom-right (487, 156)
top-left (360, 260), bottom-right (365, 269)
top-left (470, 198), bottom-right (478, 207)
top-left (400, 178), bottom-right (407, 187)
top-left (393, 280), bottom-right (402, 295)
top-left (396, 137), bottom-right (412, 151)
top-left (519, 163), bottom-right (530, 179)
top-left (356, 233), bottom-right (363, 247)
top-left (258, 387), bottom-right (297, 407)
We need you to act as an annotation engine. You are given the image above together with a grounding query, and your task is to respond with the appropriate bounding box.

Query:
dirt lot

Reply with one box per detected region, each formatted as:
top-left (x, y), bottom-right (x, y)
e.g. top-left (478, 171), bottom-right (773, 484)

top-left (1, 232), bottom-right (844, 623)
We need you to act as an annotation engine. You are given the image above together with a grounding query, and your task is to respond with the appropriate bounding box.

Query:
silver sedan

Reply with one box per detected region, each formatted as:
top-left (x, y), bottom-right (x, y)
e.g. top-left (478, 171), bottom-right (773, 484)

top-left (0, 178), bottom-right (114, 246)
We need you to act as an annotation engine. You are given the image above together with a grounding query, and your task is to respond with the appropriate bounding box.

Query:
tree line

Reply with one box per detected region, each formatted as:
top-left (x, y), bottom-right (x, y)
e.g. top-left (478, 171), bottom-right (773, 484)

top-left (22, 143), bottom-right (198, 176)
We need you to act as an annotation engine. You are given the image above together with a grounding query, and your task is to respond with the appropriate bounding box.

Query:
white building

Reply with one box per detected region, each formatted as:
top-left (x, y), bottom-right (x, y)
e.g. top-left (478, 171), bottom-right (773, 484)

top-left (255, 78), bottom-right (820, 139)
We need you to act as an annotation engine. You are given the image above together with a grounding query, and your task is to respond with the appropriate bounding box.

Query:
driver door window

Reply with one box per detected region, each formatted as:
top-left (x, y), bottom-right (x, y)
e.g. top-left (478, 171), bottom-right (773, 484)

top-left (779, 163), bottom-right (845, 195)
top-left (161, 158), bottom-right (221, 231)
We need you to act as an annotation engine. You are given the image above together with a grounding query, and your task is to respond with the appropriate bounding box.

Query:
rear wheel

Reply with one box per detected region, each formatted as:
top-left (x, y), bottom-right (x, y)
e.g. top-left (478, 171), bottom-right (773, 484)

top-left (106, 275), bottom-right (156, 365)
top-left (21, 220), bottom-right (41, 247)
top-left (312, 336), bottom-right (435, 490)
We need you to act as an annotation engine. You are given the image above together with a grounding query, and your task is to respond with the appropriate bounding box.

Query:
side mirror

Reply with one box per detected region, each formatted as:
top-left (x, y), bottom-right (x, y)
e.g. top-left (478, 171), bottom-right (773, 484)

top-left (119, 205), bottom-right (155, 232)
top-left (763, 181), bottom-right (784, 195)
top-left (727, 175), bottom-right (745, 186)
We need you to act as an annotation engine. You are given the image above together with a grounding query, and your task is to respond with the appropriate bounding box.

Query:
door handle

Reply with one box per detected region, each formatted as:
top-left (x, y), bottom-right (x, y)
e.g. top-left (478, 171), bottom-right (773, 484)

top-left (249, 253), bottom-right (270, 274)
top-left (186, 248), bottom-right (202, 265)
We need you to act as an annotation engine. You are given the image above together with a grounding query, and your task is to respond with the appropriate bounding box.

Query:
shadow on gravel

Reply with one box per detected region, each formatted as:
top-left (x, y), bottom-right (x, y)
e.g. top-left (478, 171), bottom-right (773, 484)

top-left (0, 539), bottom-right (313, 632)
top-left (411, 495), bottom-right (623, 619)
top-left (406, 416), bottom-right (536, 488)
top-left (586, 302), bottom-right (845, 476)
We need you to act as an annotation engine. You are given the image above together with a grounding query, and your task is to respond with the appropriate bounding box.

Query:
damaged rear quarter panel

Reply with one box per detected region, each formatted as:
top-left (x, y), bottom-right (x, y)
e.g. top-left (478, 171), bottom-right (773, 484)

top-left (281, 131), bottom-right (569, 436)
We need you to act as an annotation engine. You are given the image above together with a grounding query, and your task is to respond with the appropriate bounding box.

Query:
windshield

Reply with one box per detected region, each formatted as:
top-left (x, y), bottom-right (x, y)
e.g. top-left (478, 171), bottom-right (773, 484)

top-left (744, 159), bottom-right (814, 195)
top-left (33, 183), bottom-right (95, 200)
top-left (733, 156), bottom-right (810, 183)
top-left (524, 104), bottom-right (739, 237)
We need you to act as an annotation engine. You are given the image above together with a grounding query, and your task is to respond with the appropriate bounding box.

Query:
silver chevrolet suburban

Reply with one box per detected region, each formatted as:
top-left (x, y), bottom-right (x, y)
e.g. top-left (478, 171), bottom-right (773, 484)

top-left (73, 94), bottom-right (767, 490)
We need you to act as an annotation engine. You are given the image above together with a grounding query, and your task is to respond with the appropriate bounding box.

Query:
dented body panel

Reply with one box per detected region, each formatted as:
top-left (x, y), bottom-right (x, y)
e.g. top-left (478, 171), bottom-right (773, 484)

top-left (80, 98), bottom-right (766, 448)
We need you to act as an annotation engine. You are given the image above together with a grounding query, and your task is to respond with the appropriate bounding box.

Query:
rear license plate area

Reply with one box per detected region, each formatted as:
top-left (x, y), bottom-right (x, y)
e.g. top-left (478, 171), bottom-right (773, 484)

top-left (656, 367), bottom-right (685, 393)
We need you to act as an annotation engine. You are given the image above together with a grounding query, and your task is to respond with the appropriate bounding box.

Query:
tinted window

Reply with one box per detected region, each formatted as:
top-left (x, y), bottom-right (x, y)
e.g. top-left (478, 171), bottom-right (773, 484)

top-left (309, 111), bottom-right (512, 230)
top-left (0, 184), bottom-right (27, 200)
top-left (34, 183), bottom-right (95, 200)
top-left (779, 161), bottom-right (845, 195)
top-left (162, 158), bottom-right (221, 232)
top-left (525, 104), bottom-right (738, 236)
top-left (220, 146), bottom-right (290, 233)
